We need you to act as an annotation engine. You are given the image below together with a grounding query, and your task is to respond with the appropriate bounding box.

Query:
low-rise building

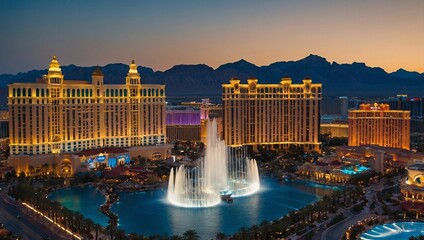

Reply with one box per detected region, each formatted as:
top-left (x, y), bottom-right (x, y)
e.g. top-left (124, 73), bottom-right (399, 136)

top-left (401, 159), bottom-right (424, 219)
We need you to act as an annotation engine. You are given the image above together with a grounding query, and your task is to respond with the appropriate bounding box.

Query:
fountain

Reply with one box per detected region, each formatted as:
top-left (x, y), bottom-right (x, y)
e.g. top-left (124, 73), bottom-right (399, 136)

top-left (167, 118), bottom-right (260, 208)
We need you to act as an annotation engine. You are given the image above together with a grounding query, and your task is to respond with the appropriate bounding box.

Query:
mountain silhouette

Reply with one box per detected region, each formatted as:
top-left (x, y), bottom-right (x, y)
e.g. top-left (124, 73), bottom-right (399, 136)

top-left (1, 54), bottom-right (423, 108)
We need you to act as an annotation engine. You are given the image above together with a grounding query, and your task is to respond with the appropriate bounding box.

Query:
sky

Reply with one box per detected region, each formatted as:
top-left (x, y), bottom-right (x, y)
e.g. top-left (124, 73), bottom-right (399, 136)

top-left (0, 0), bottom-right (423, 75)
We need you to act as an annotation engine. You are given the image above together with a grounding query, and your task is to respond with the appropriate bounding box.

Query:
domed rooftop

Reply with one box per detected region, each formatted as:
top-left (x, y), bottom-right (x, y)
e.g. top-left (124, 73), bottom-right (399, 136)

top-left (92, 67), bottom-right (104, 76)
top-left (48, 55), bottom-right (61, 73)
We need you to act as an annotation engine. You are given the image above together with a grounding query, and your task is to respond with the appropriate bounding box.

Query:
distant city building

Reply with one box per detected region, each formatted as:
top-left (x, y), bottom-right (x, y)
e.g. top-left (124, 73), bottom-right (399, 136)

top-left (0, 110), bottom-right (8, 139)
top-left (166, 108), bottom-right (201, 142)
top-left (381, 95), bottom-right (424, 136)
top-left (401, 159), bottom-right (424, 219)
top-left (348, 97), bottom-right (360, 110)
top-left (200, 98), bottom-right (223, 120)
top-left (166, 99), bottom-right (223, 143)
top-left (320, 122), bottom-right (348, 138)
top-left (382, 94), bottom-right (423, 117)
top-left (222, 76), bottom-right (322, 152)
top-left (339, 96), bottom-right (348, 120)
top-left (7, 56), bottom-right (168, 175)
top-left (348, 103), bottom-right (410, 150)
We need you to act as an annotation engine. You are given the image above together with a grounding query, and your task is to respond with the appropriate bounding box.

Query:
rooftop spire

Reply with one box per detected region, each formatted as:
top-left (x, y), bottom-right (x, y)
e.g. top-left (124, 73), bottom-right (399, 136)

top-left (128, 60), bottom-right (139, 75)
top-left (48, 55), bottom-right (61, 73)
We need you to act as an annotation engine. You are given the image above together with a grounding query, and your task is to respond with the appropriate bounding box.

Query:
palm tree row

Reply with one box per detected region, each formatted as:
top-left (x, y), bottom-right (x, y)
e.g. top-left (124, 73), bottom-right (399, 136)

top-left (8, 180), bottom-right (103, 239)
top-left (229, 186), bottom-right (366, 240)
top-left (7, 180), bottom-right (203, 240)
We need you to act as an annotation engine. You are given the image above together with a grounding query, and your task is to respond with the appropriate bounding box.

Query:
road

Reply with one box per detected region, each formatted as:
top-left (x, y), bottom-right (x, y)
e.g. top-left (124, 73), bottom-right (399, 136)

top-left (0, 185), bottom-right (73, 240)
top-left (320, 183), bottom-right (382, 240)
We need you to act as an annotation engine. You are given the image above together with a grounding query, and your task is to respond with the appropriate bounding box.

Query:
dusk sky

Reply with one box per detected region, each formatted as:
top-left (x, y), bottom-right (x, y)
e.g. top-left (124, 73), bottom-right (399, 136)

top-left (1, 0), bottom-right (423, 75)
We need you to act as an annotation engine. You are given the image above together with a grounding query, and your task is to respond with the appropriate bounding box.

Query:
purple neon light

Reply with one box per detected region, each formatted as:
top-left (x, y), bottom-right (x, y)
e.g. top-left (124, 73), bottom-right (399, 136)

top-left (166, 111), bottom-right (201, 125)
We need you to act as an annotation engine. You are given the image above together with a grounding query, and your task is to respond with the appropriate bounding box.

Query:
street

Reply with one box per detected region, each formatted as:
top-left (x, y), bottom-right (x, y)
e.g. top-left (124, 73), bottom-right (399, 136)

top-left (0, 185), bottom-right (73, 240)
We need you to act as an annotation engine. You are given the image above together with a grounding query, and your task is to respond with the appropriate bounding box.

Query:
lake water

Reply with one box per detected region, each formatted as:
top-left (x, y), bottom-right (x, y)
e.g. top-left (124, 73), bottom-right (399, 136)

top-left (48, 178), bottom-right (335, 238)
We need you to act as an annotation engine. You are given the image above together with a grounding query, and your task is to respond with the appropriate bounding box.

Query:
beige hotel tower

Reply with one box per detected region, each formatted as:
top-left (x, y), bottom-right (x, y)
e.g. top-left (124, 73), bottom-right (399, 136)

top-left (222, 77), bottom-right (322, 152)
top-left (8, 56), bottom-right (166, 156)
top-left (348, 103), bottom-right (410, 150)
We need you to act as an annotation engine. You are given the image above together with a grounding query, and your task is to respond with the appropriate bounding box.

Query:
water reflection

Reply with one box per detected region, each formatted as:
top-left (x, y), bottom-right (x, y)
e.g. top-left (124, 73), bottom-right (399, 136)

top-left (50, 179), bottom-right (334, 239)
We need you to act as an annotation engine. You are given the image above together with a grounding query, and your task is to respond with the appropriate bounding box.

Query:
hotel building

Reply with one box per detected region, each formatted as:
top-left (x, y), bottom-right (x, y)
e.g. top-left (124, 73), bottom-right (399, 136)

top-left (222, 76), bottom-right (322, 152)
top-left (7, 57), bottom-right (167, 174)
top-left (166, 107), bottom-right (201, 142)
top-left (348, 103), bottom-right (410, 150)
top-left (320, 122), bottom-right (349, 138)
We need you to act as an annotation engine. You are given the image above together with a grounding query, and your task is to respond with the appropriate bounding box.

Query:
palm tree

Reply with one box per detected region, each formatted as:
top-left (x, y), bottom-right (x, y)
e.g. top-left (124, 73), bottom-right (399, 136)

top-left (182, 230), bottom-right (199, 240)
top-left (42, 163), bottom-right (49, 176)
top-left (106, 225), bottom-right (115, 240)
top-left (237, 227), bottom-right (249, 240)
top-left (170, 235), bottom-right (183, 240)
top-left (114, 229), bottom-right (126, 240)
top-left (250, 224), bottom-right (260, 240)
top-left (215, 232), bottom-right (226, 240)
top-left (28, 165), bottom-right (35, 176)
top-left (51, 163), bottom-right (58, 176)
top-left (84, 218), bottom-right (95, 237)
top-left (93, 224), bottom-right (102, 240)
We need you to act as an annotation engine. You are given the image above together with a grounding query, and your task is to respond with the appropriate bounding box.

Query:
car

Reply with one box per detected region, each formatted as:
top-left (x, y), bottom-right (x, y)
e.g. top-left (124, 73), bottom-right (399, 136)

top-left (16, 215), bottom-right (21, 219)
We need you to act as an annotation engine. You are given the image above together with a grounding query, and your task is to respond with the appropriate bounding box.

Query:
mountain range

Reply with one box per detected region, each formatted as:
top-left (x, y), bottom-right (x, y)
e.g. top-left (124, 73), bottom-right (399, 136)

top-left (1, 54), bottom-right (423, 107)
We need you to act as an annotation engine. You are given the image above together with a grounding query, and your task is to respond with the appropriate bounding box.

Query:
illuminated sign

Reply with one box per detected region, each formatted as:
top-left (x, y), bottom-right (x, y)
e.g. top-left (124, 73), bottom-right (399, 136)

top-left (96, 155), bottom-right (106, 162)
top-left (117, 154), bottom-right (130, 164)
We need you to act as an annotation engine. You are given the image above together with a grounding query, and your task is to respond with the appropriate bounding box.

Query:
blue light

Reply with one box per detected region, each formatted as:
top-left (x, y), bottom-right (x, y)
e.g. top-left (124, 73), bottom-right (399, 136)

top-left (108, 158), bottom-right (117, 168)
top-left (361, 222), bottom-right (424, 239)
top-left (340, 164), bottom-right (369, 175)
top-left (96, 155), bottom-right (106, 162)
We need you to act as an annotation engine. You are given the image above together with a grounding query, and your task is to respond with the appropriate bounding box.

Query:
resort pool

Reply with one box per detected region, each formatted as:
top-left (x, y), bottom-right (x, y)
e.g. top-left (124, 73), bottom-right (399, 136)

top-left (49, 178), bottom-right (334, 239)
top-left (341, 164), bottom-right (369, 175)
top-left (360, 222), bottom-right (424, 240)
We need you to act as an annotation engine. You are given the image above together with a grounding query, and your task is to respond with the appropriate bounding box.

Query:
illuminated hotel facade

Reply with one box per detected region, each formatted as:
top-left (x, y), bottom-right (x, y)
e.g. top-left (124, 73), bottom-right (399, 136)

top-left (401, 159), bottom-right (424, 219)
top-left (222, 77), bottom-right (322, 152)
top-left (348, 103), bottom-right (410, 150)
top-left (166, 108), bottom-right (201, 142)
top-left (8, 56), bottom-right (166, 156)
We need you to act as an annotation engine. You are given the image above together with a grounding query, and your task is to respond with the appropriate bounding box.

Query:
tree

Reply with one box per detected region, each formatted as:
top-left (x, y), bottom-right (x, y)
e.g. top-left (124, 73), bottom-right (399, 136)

top-left (5, 170), bottom-right (17, 181)
top-left (28, 165), bottom-right (35, 176)
top-left (18, 171), bottom-right (26, 178)
top-left (215, 232), bottom-right (226, 240)
top-left (93, 224), bottom-right (102, 240)
top-left (182, 230), bottom-right (199, 240)
top-left (170, 235), bottom-right (183, 240)
top-left (51, 163), bottom-right (58, 176)
top-left (41, 163), bottom-right (49, 176)
top-left (106, 225), bottom-right (115, 240)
